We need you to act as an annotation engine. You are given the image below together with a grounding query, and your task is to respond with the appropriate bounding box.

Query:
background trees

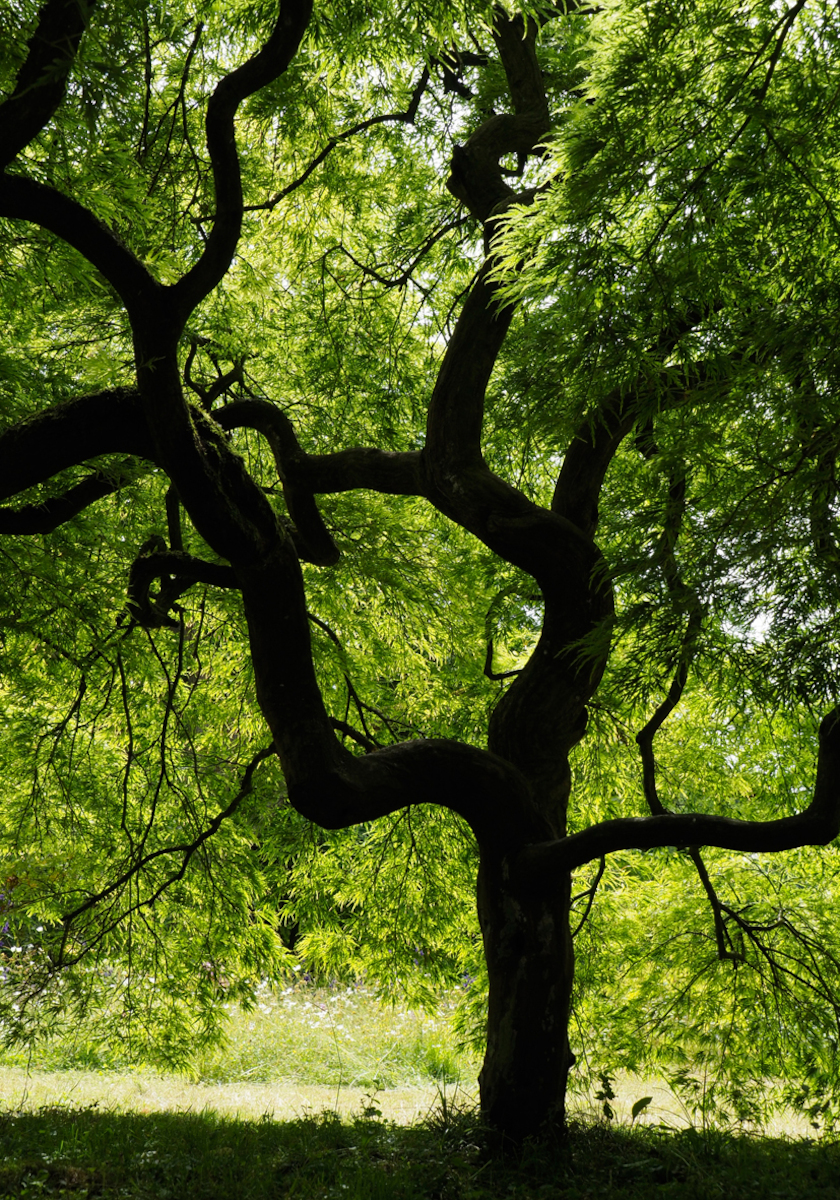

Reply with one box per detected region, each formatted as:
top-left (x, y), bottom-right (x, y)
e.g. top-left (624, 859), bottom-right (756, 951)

top-left (1, 0), bottom-right (840, 1140)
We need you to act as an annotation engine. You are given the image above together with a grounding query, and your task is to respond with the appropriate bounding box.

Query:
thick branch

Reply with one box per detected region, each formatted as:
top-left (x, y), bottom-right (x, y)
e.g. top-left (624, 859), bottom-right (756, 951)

top-left (170, 0), bottom-right (312, 313)
top-left (423, 264), bottom-right (612, 817)
top-left (0, 0), bottom-right (93, 169)
top-left (447, 11), bottom-right (550, 224)
top-left (518, 707), bottom-right (840, 877)
top-left (232, 544), bottom-right (550, 854)
top-left (552, 398), bottom-right (637, 537)
top-left (552, 309), bottom-right (722, 536)
top-left (287, 736), bottom-right (550, 856)
top-left (217, 402), bottom-right (426, 496)
top-left (0, 468), bottom-right (128, 534)
top-left (0, 388), bottom-right (156, 503)
top-left (215, 399), bottom-right (339, 565)
top-left (0, 176), bottom-right (157, 315)
top-left (128, 548), bottom-right (238, 627)
top-left (294, 446), bottom-right (426, 495)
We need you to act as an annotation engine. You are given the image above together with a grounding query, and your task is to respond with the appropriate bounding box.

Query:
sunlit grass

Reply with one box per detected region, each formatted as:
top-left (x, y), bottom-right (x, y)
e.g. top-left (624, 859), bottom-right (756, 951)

top-left (0, 982), bottom-right (836, 1198)
top-left (194, 980), bottom-right (473, 1089)
top-left (0, 980), bottom-right (479, 1100)
top-left (0, 981), bottom-right (835, 1199)
top-left (0, 981), bottom-right (818, 1138)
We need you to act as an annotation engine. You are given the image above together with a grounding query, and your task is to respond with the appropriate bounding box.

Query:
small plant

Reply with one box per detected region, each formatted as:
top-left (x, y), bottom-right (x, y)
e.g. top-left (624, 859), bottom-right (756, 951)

top-left (594, 1071), bottom-right (617, 1122)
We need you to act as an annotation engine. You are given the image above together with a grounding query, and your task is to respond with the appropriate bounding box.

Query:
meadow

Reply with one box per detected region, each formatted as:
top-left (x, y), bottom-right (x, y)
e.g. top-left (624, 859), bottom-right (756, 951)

top-left (0, 982), bottom-right (838, 1199)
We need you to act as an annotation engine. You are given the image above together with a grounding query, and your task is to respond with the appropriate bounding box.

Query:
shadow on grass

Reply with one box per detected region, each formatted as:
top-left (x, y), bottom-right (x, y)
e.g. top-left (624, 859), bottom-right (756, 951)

top-left (1, 1098), bottom-right (839, 1199)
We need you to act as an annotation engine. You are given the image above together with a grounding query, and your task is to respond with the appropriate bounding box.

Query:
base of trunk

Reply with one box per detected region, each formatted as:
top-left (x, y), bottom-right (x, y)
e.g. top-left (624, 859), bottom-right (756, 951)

top-left (478, 858), bottom-right (575, 1140)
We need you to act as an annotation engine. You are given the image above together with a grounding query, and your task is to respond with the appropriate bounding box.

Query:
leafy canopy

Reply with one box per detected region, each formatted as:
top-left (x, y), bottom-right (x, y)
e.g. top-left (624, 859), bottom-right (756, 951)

top-left (0, 0), bottom-right (839, 1127)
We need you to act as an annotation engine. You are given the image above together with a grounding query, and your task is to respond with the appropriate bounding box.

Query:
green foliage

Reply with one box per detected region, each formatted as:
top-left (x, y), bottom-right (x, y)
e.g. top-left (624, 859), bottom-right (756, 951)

top-left (2, 0), bottom-right (840, 1137)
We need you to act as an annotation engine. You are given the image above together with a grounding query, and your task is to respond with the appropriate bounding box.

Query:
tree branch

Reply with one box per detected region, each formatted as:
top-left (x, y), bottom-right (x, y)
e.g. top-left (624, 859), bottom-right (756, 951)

top-left (551, 306), bottom-right (722, 536)
top-left (0, 465), bottom-right (133, 534)
top-left (331, 211), bottom-right (467, 292)
top-left (0, 0), bottom-right (94, 169)
top-left (635, 461), bottom-right (703, 814)
top-left (518, 706), bottom-right (840, 878)
top-left (0, 176), bottom-right (157, 315)
top-left (170, 0), bottom-right (313, 314)
top-left (57, 745), bottom-right (275, 963)
top-left (0, 388), bottom-right (156, 504)
top-left (629, 455), bottom-right (733, 957)
top-left (214, 397), bottom-right (339, 565)
top-left (446, 10), bottom-right (550, 225)
top-left (218, 394), bottom-right (426, 495)
top-left (127, 547), bottom-right (239, 628)
top-left (245, 68), bottom-right (431, 212)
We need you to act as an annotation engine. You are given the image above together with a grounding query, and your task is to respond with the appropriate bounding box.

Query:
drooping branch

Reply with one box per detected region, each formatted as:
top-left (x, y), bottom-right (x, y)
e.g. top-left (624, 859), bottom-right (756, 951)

top-left (633, 456), bottom-right (733, 957)
top-left (306, 610), bottom-right (426, 747)
top-left (644, 0), bottom-right (808, 254)
top-left (570, 855), bottom-right (606, 937)
top-left (57, 744), bottom-right (276, 966)
top-left (245, 68), bottom-right (432, 213)
top-left (691, 849), bottom-right (741, 962)
top-left (635, 460), bottom-right (703, 814)
top-left (331, 211), bottom-right (468, 293)
top-left (806, 408), bottom-right (840, 596)
top-left (483, 584), bottom-right (527, 681)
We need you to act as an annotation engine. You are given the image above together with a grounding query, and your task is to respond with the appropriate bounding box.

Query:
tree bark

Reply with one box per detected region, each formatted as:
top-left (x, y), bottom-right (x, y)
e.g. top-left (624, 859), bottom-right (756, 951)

top-left (478, 847), bottom-right (575, 1138)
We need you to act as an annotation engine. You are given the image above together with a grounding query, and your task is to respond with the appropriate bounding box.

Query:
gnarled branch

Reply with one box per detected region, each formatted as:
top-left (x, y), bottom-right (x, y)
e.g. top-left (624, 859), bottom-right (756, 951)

top-left (518, 707), bottom-right (840, 878)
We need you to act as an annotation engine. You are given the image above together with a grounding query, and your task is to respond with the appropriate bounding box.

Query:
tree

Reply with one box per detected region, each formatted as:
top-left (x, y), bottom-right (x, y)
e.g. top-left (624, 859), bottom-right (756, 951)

top-left (2, 0), bottom-right (840, 1141)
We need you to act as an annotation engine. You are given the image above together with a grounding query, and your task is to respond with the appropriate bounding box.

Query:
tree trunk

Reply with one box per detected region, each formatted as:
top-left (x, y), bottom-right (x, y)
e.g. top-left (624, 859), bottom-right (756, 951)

top-left (477, 851), bottom-right (575, 1140)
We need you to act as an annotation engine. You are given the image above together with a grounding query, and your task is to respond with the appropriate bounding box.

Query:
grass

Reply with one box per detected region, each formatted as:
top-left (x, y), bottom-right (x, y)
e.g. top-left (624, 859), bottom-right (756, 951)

top-left (1, 1099), bottom-right (839, 1199)
top-left (0, 983), bottom-right (838, 1198)
top-left (192, 980), bottom-right (472, 1089)
top-left (0, 981), bottom-right (475, 1091)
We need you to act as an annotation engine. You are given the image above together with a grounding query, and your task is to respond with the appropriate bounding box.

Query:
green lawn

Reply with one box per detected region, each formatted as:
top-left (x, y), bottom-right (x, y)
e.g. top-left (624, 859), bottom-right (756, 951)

top-left (0, 984), bottom-right (837, 1199)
